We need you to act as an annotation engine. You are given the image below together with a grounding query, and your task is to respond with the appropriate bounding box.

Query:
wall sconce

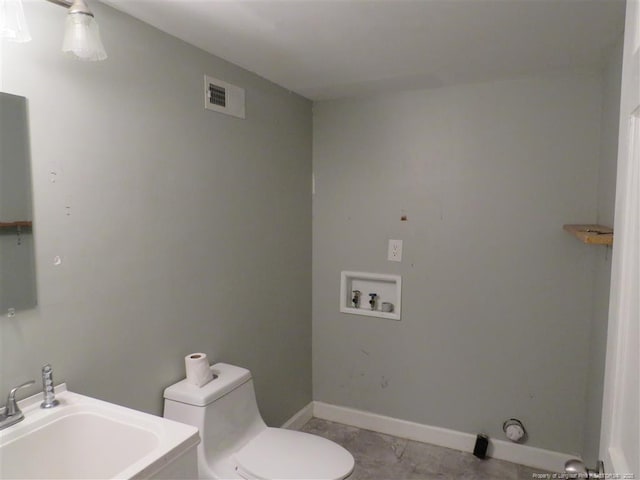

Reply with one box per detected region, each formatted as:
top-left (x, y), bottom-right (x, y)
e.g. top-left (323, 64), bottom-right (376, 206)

top-left (0, 0), bottom-right (32, 42)
top-left (47, 0), bottom-right (107, 61)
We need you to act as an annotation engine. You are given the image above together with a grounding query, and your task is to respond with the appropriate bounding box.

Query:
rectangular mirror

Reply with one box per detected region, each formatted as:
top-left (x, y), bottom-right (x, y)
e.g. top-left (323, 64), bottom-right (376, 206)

top-left (0, 92), bottom-right (37, 314)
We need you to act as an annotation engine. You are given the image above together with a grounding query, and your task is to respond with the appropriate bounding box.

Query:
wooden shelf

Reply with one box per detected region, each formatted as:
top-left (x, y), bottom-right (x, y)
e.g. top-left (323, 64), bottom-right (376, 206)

top-left (0, 221), bottom-right (32, 229)
top-left (563, 224), bottom-right (613, 245)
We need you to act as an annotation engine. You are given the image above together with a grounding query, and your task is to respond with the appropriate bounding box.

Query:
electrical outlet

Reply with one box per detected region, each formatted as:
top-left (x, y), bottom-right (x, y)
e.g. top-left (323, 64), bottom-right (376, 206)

top-left (388, 239), bottom-right (403, 262)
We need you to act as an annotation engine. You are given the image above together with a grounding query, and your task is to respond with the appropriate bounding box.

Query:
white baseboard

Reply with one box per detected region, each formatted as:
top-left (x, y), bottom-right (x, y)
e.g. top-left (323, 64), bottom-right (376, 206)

top-left (281, 401), bottom-right (314, 430)
top-left (313, 401), bottom-right (576, 474)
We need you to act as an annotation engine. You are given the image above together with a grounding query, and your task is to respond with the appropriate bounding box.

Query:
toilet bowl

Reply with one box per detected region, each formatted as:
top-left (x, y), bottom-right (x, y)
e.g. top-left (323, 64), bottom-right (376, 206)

top-left (163, 363), bottom-right (354, 480)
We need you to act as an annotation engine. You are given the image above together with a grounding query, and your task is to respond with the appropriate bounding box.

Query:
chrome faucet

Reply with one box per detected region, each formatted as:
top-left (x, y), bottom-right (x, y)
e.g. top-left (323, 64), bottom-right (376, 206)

top-left (0, 380), bottom-right (35, 430)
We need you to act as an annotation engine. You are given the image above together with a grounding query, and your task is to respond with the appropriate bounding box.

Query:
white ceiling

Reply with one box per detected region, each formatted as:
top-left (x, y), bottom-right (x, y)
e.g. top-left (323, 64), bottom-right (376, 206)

top-left (104, 0), bottom-right (626, 100)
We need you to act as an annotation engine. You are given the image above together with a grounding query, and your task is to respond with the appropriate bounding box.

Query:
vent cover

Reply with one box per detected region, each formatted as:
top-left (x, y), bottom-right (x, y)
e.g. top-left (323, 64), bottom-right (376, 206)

top-left (204, 75), bottom-right (245, 119)
top-left (209, 84), bottom-right (226, 107)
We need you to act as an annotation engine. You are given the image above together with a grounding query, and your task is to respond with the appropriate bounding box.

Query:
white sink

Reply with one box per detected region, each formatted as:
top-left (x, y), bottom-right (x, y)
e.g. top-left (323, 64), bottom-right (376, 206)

top-left (0, 385), bottom-right (200, 479)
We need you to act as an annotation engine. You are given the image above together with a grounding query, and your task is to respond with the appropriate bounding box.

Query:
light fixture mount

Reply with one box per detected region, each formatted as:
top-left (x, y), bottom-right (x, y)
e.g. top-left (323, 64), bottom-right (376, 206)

top-left (67, 0), bottom-right (94, 18)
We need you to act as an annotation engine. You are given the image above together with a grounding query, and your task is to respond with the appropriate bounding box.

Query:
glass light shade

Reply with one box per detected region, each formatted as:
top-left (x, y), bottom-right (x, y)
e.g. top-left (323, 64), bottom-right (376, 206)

top-left (62, 12), bottom-right (107, 61)
top-left (0, 0), bottom-right (31, 43)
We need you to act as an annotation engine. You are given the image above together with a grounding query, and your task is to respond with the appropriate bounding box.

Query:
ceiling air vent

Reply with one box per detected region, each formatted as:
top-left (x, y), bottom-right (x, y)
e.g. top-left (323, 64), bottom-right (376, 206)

top-left (204, 75), bottom-right (245, 119)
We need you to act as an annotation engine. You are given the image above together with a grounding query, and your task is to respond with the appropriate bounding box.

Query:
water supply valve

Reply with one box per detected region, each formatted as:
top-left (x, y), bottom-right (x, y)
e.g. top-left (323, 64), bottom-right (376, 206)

top-left (368, 293), bottom-right (378, 311)
top-left (352, 290), bottom-right (362, 308)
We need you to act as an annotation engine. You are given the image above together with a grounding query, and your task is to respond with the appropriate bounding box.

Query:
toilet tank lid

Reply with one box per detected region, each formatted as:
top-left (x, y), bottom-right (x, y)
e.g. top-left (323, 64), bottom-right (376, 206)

top-left (163, 363), bottom-right (252, 406)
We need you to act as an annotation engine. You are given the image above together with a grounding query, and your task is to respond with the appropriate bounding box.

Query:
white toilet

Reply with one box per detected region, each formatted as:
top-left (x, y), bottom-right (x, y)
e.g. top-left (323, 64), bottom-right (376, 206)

top-left (163, 363), bottom-right (355, 480)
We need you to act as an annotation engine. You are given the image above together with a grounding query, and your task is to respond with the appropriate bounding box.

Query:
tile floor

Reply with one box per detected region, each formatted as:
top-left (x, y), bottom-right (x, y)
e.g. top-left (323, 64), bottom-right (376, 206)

top-left (300, 418), bottom-right (555, 480)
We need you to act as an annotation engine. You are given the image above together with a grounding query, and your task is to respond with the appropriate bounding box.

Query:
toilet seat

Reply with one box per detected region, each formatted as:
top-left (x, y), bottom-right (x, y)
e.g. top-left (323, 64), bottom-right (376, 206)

top-left (234, 428), bottom-right (354, 480)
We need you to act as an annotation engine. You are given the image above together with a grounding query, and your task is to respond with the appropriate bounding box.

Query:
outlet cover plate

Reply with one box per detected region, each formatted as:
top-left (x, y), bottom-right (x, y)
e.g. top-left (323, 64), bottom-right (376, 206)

top-left (388, 239), bottom-right (403, 262)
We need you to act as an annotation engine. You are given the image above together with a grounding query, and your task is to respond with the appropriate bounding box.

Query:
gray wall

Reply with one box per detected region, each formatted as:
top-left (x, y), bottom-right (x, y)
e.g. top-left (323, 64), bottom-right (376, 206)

top-left (312, 70), bottom-right (605, 455)
top-left (0, 1), bottom-right (312, 425)
top-left (582, 38), bottom-right (623, 465)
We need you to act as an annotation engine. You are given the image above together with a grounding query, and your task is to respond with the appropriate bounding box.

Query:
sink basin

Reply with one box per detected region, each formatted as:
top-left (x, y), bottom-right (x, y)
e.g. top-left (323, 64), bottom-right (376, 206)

top-left (0, 384), bottom-right (199, 479)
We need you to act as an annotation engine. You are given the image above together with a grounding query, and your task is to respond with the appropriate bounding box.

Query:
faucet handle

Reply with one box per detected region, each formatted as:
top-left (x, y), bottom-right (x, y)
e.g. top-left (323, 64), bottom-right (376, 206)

top-left (41, 364), bottom-right (59, 409)
top-left (6, 380), bottom-right (35, 416)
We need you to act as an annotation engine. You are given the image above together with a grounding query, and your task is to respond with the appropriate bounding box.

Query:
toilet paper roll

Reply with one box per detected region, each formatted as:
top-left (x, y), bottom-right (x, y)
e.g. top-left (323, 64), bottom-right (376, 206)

top-left (185, 353), bottom-right (214, 387)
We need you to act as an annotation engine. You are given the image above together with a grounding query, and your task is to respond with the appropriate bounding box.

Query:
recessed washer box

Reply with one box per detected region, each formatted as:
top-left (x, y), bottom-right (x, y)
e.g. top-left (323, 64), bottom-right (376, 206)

top-left (340, 271), bottom-right (401, 320)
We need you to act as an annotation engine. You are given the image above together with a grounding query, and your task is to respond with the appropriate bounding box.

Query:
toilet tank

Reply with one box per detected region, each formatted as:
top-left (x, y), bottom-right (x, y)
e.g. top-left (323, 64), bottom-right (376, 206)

top-left (163, 363), bottom-right (268, 475)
